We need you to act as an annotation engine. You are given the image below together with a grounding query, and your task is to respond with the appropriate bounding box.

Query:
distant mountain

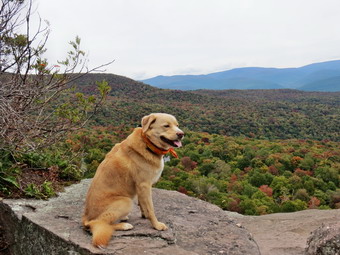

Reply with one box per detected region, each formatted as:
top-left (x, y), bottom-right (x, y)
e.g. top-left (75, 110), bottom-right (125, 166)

top-left (141, 60), bottom-right (340, 91)
top-left (299, 76), bottom-right (340, 92)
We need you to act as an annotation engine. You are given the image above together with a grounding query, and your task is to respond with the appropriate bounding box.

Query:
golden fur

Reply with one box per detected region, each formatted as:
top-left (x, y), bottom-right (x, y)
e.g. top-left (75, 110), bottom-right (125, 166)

top-left (82, 113), bottom-right (184, 248)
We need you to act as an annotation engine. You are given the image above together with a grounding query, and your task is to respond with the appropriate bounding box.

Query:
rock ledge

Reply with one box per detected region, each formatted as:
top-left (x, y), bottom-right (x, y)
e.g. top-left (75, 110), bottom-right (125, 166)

top-left (0, 179), bottom-right (260, 255)
top-left (305, 222), bottom-right (340, 255)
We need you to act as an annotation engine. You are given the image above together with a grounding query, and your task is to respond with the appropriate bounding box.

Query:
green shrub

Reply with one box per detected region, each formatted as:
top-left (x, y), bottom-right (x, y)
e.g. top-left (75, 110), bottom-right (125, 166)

top-left (281, 199), bottom-right (307, 212)
top-left (155, 180), bottom-right (175, 190)
top-left (249, 170), bottom-right (273, 187)
top-left (315, 166), bottom-right (339, 186)
top-left (294, 189), bottom-right (310, 202)
top-left (25, 181), bottom-right (55, 199)
top-left (240, 199), bottom-right (257, 215)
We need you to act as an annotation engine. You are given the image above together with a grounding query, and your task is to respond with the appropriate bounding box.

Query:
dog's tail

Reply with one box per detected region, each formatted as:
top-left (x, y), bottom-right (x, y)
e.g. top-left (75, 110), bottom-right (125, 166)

top-left (85, 219), bottom-right (116, 249)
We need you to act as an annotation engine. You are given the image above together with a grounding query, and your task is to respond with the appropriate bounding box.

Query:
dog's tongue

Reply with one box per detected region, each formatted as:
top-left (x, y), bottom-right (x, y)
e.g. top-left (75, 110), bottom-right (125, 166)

top-left (174, 140), bottom-right (182, 148)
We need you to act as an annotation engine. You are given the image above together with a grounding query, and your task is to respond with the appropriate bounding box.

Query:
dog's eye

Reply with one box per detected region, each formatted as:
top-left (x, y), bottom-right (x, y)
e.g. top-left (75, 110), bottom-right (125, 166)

top-left (163, 125), bottom-right (170, 128)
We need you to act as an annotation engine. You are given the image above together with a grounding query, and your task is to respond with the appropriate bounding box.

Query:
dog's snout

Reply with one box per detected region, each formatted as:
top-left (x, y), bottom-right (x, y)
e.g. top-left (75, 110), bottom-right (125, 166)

top-left (177, 131), bottom-right (184, 139)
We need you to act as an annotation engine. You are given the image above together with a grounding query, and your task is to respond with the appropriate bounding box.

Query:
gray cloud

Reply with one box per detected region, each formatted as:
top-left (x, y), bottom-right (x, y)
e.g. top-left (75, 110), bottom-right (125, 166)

top-left (33, 0), bottom-right (340, 79)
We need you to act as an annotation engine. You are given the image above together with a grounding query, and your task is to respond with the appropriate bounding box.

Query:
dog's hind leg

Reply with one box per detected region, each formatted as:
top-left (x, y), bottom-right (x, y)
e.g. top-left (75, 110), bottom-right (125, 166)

top-left (87, 197), bottom-right (133, 248)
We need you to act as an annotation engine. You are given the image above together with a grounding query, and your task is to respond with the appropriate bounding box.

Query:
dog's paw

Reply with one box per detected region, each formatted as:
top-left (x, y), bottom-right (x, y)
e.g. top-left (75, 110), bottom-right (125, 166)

top-left (114, 222), bottom-right (134, 231)
top-left (153, 221), bottom-right (168, 231)
top-left (121, 223), bottom-right (134, 230)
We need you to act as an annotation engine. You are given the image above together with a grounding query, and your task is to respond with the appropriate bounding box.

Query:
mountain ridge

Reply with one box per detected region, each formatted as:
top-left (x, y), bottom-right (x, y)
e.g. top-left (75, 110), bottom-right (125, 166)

top-left (141, 60), bottom-right (340, 91)
top-left (73, 73), bottom-right (340, 141)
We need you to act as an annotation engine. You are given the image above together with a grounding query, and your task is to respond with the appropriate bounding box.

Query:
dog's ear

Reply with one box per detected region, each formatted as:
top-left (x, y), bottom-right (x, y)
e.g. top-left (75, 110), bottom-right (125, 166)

top-left (141, 114), bottom-right (157, 133)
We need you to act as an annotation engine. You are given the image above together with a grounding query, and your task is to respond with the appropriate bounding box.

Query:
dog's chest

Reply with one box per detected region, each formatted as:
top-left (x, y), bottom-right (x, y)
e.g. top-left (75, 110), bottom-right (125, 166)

top-left (152, 159), bottom-right (164, 184)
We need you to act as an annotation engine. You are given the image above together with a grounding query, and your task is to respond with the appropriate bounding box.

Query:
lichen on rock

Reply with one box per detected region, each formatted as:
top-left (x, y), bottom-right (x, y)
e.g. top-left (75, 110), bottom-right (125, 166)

top-left (305, 222), bottom-right (340, 255)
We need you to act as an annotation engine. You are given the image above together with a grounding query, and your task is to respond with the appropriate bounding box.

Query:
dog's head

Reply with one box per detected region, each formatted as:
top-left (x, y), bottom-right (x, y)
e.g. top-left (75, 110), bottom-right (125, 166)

top-left (141, 113), bottom-right (184, 150)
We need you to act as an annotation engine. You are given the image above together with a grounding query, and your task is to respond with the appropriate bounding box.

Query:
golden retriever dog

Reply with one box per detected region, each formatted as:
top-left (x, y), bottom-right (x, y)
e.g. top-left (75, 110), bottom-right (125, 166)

top-left (82, 113), bottom-right (184, 248)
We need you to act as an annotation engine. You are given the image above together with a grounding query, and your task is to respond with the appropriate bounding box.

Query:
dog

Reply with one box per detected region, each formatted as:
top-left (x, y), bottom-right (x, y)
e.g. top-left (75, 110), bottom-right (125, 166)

top-left (82, 113), bottom-right (184, 248)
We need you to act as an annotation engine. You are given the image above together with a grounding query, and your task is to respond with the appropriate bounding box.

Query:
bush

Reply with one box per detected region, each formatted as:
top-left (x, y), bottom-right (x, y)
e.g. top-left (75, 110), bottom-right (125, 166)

top-left (281, 199), bottom-right (307, 212)
top-left (25, 181), bottom-right (55, 199)
top-left (298, 156), bottom-right (315, 170)
top-left (181, 156), bottom-right (197, 171)
top-left (85, 148), bottom-right (106, 165)
top-left (249, 170), bottom-right (273, 187)
top-left (308, 197), bottom-right (321, 209)
top-left (242, 182), bottom-right (258, 198)
top-left (59, 164), bottom-right (82, 180)
top-left (155, 180), bottom-right (175, 190)
top-left (259, 185), bottom-right (273, 197)
top-left (315, 166), bottom-right (339, 186)
top-left (226, 197), bottom-right (242, 213)
top-left (313, 189), bottom-right (330, 205)
top-left (294, 189), bottom-right (310, 202)
top-left (240, 199), bottom-right (257, 215)
top-left (198, 162), bottom-right (215, 176)
top-left (329, 190), bottom-right (340, 209)
top-left (271, 176), bottom-right (291, 198)
top-left (206, 191), bottom-right (228, 210)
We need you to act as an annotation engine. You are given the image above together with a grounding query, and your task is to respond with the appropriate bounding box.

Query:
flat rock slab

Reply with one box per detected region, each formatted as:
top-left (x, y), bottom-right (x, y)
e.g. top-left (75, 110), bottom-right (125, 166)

top-left (0, 179), bottom-right (260, 255)
top-left (232, 208), bottom-right (340, 255)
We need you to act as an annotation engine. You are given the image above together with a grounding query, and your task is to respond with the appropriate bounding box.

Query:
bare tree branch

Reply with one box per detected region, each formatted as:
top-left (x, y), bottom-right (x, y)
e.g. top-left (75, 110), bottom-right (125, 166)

top-left (0, 0), bottom-right (112, 152)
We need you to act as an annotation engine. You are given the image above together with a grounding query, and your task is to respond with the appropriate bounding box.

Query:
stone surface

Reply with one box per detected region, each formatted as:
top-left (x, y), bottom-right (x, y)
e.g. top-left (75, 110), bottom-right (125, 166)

top-left (305, 222), bottom-right (340, 255)
top-left (231, 208), bottom-right (340, 255)
top-left (0, 179), bottom-right (260, 255)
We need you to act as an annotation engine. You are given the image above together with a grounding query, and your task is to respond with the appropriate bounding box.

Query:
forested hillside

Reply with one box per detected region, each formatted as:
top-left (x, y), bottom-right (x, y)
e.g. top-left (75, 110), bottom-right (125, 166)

top-left (37, 127), bottom-right (340, 215)
top-left (1, 72), bottom-right (339, 217)
top-left (1, 0), bottom-right (338, 229)
top-left (156, 131), bottom-right (340, 215)
top-left (75, 73), bottom-right (340, 141)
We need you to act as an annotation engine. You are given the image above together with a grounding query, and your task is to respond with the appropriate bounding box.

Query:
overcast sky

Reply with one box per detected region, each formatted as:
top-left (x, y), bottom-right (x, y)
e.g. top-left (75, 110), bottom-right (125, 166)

top-left (31, 0), bottom-right (340, 80)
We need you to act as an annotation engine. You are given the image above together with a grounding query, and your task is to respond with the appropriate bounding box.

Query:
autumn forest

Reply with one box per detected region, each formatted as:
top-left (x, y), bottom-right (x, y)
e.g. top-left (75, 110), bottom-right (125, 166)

top-left (2, 72), bottom-right (339, 216)
top-left (74, 74), bottom-right (340, 215)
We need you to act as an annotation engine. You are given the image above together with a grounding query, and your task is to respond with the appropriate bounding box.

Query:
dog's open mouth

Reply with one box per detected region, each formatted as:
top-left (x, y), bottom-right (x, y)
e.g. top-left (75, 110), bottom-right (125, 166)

top-left (161, 136), bottom-right (182, 148)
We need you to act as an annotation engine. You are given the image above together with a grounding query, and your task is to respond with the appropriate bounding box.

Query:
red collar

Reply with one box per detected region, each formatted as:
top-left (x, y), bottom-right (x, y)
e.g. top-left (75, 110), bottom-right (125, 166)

top-left (141, 132), bottom-right (178, 158)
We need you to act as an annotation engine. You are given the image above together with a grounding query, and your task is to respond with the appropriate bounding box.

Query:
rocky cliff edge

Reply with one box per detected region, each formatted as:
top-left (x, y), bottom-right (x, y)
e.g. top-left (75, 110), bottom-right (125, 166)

top-left (0, 179), bottom-right (260, 255)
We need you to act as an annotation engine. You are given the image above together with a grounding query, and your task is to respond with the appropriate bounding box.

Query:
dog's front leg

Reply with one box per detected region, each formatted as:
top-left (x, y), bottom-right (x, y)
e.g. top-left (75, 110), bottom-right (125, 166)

top-left (137, 182), bottom-right (168, 231)
top-left (138, 199), bottom-right (147, 218)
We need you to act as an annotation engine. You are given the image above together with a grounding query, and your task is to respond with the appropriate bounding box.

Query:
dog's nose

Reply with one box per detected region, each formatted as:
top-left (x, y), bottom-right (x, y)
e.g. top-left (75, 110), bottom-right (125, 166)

top-left (177, 131), bottom-right (184, 139)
